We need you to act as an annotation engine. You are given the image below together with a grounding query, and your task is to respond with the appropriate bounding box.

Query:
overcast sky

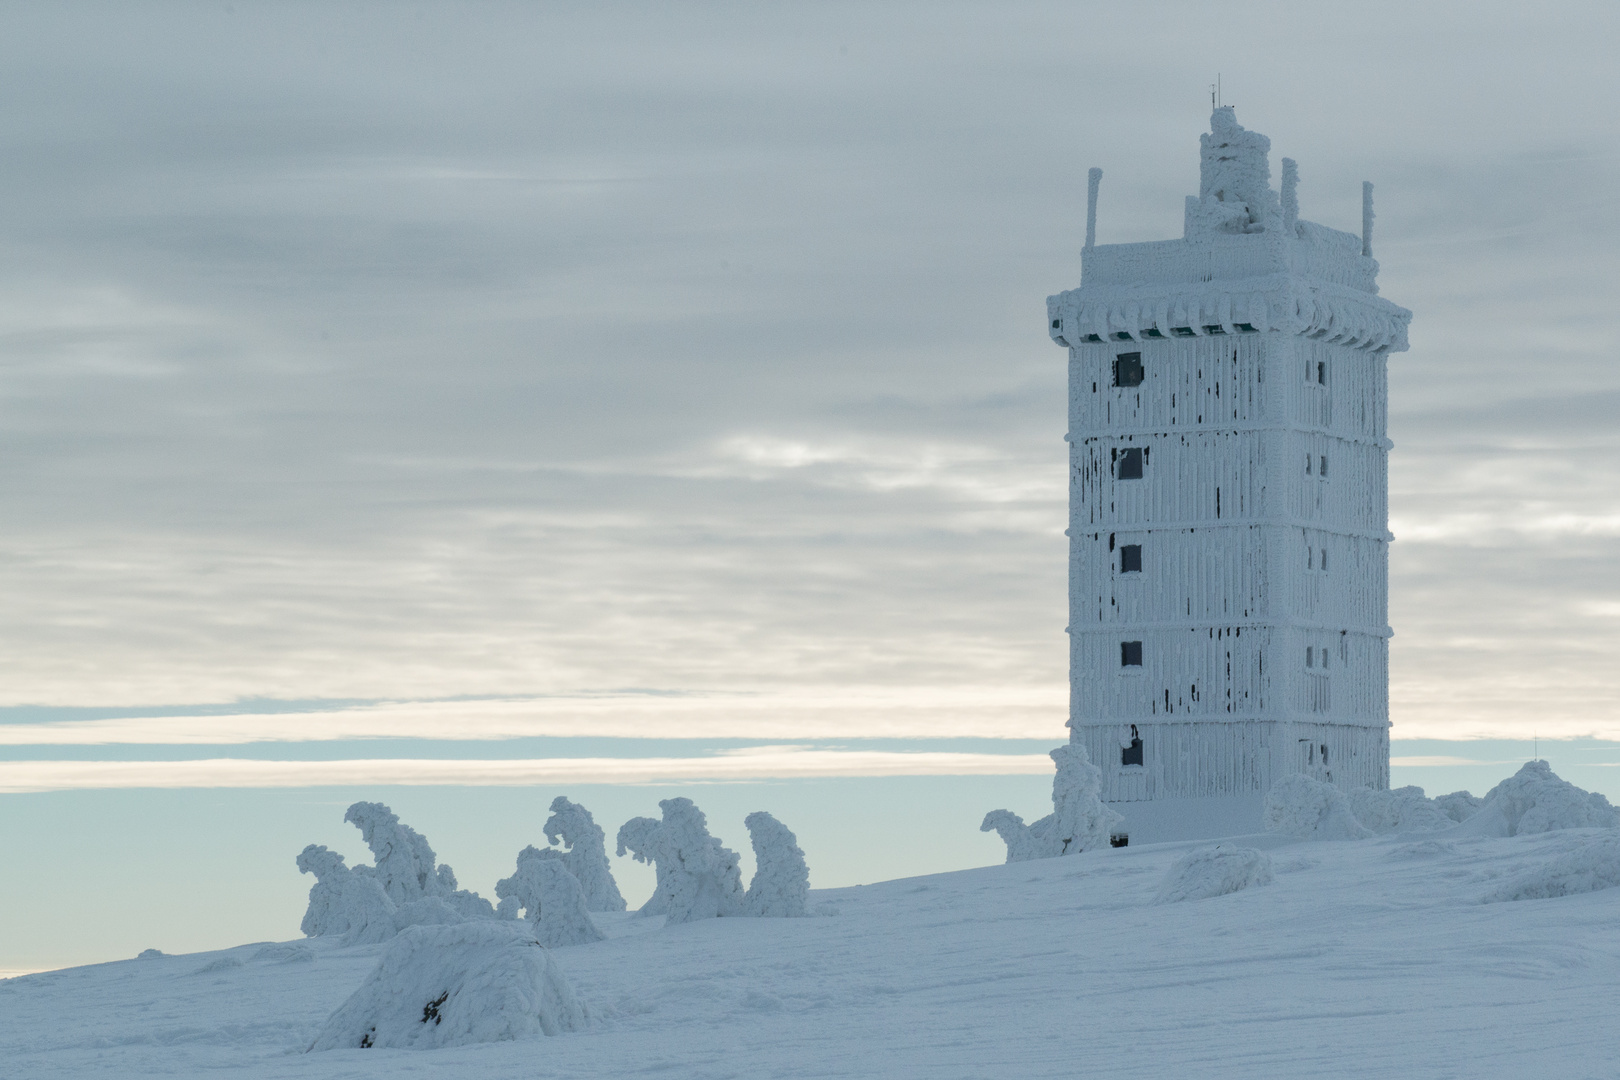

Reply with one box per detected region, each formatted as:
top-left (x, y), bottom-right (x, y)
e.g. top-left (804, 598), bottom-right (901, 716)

top-left (4, 1), bottom-right (1620, 969)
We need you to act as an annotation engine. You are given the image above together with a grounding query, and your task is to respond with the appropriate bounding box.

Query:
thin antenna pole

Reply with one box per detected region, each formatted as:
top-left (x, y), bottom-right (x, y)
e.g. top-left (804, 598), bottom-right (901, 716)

top-left (1361, 181), bottom-right (1374, 257)
top-left (1085, 168), bottom-right (1102, 249)
top-left (1217, 73), bottom-right (1221, 108)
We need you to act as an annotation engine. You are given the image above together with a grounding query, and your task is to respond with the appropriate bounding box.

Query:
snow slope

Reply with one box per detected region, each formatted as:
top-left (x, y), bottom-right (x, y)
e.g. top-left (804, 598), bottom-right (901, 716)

top-left (4, 829), bottom-right (1619, 1078)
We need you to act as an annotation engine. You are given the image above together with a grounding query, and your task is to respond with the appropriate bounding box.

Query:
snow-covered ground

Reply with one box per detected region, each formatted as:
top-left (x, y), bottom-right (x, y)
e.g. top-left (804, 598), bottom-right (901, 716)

top-left (5, 827), bottom-right (1619, 1079)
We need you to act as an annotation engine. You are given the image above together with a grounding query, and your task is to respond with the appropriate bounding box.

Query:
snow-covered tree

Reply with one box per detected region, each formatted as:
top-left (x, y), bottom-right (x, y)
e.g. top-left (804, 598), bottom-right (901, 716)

top-left (981, 743), bottom-right (1123, 862)
top-left (542, 796), bottom-right (627, 912)
top-left (296, 844), bottom-right (354, 938)
top-left (1432, 790), bottom-right (1483, 823)
top-left (1346, 785), bottom-right (1453, 834)
top-left (618, 798), bottom-right (745, 924)
top-left (493, 847), bottom-right (604, 947)
top-left (343, 801), bottom-right (440, 905)
top-left (1263, 774), bottom-right (1372, 840)
top-left (1456, 760), bottom-right (1618, 837)
top-left (742, 811), bottom-right (809, 917)
top-left (615, 815), bottom-right (669, 916)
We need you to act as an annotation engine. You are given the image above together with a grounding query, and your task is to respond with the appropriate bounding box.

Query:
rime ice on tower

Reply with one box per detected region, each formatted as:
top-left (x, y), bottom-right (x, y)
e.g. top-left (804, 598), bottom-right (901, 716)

top-left (1046, 109), bottom-right (1411, 842)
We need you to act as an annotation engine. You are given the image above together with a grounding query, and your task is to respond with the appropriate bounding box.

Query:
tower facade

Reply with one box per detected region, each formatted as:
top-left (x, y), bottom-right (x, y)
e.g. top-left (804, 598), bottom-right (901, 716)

top-left (1046, 109), bottom-right (1410, 842)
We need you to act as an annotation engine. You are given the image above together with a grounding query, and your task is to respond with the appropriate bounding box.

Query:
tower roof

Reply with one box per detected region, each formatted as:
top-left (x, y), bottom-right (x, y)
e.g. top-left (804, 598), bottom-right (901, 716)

top-left (1048, 110), bottom-right (1411, 352)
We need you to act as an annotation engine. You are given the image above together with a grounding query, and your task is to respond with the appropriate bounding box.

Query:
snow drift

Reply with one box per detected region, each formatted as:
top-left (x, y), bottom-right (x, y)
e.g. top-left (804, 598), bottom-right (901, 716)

top-left (494, 848), bottom-right (605, 947)
top-left (1264, 774), bottom-right (1373, 840)
top-left (307, 921), bottom-right (587, 1051)
top-left (542, 797), bottom-right (627, 913)
top-left (1154, 845), bottom-right (1273, 903)
top-left (742, 811), bottom-right (809, 917)
top-left (1346, 786), bottom-right (1454, 834)
top-left (1453, 760), bottom-right (1618, 838)
top-left (619, 798), bottom-right (745, 924)
top-left (981, 743), bottom-right (1123, 862)
top-left (1483, 834), bottom-right (1620, 903)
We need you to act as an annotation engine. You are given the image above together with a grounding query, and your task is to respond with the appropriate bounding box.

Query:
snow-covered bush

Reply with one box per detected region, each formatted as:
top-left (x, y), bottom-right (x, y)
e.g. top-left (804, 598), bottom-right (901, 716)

top-left (344, 802), bottom-right (441, 906)
top-left (434, 864), bottom-right (497, 920)
top-left (542, 796), bottom-right (627, 913)
top-left (619, 798), bottom-right (745, 924)
top-left (1454, 761), bottom-right (1618, 838)
top-left (1347, 785), bottom-right (1453, 834)
top-left (307, 921), bottom-right (587, 1052)
top-left (981, 743), bottom-right (1123, 862)
top-left (1263, 774), bottom-right (1373, 840)
top-left (742, 811), bottom-right (809, 917)
top-left (343, 875), bottom-right (404, 945)
top-left (1483, 834), bottom-right (1620, 903)
top-left (1432, 790), bottom-right (1483, 823)
top-left (494, 847), bottom-right (604, 947)
top-left (296, 844), bottom-right (354, 938)
top-left (1154, 845), bottom-right (1273, 903)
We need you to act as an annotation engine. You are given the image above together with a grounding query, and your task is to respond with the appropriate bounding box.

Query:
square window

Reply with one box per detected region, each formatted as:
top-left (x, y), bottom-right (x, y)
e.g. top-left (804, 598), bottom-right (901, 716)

top-left (1119, 544), bottom-right (1142, 573)
top-left (1113, 352), bottom-right (1144, 387)
top-left (1121, 641), bottom-right (1143, 667)
top-left (1052, 319), bottom-right (1062, 329)
top-left (1116, 447), bottom-right (1144, 480)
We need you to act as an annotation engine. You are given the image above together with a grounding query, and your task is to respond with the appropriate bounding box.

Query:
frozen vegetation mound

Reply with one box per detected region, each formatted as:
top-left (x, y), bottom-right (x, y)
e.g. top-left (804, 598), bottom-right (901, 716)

top-left (494, 848), bottom-right (604, 947)
top-left (307, 921), bottom-right (587, 1052)
top-left (543, 797), bottom-right (627, 913)
top-left (981, 743), bottom-right (1123, 862)
top-left (615, 816), bottom-right (670, 917)
top-left (296, 845), bottom-right (355, 938)
top-left (1433, 790), bottom-right (1484, 823)
top-left (1347, 786), bottom-right (1455, 835)
top-left (620, 798), bottom-right (745, 924)
top-left (1154, 845), bottom-right (1273, 903)
top-left (344, 801), bottom-right (443, 905)
top-left (1484, 834), bottom-right (1620, 903)
top-left (1264, 774), bottom-right (1373, 840)
top-left (1453, 761), bottom-right (1619, 838)
top-left (742, 811), bottom-right (809, 917)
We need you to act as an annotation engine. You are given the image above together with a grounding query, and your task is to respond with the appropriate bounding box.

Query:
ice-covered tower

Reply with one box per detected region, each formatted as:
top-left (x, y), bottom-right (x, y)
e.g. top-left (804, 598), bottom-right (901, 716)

top-left (1046, 109), bottom-right (1411, 843)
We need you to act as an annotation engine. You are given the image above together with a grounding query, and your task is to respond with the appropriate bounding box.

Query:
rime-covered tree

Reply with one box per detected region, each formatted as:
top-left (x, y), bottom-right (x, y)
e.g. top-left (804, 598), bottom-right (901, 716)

top-left (742, 811), bottom-right (809, 917)
top-left (494, 846), bottom-right (604, 947)
top-left (615, 815), bottom-right (669, 917)
top-left (543, 796), bottom-right (626, 912)
top-left (981, 743), bottom-right (1122, 862)
top-left (343, 801), bottom-right (440, 905)
top-left (296, 844), bottom-right (354, 938)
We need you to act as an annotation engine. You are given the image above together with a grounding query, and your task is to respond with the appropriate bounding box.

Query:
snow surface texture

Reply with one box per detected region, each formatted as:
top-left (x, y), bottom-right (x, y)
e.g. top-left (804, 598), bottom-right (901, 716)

top-left (542, 797), bottom-right (627, 913)
top-left (1484, 833), bottom-right (1620, 903)
top-left (741, 811), bottom-right (809, 917)
top-left (1154, 845), bottom-right (1273, 904)
top-left (1263, 774), bottom-right (1374, 840)
top-left (493, 848), bottom-right (605, 947)
top-left (622, 798), bottom-right (746, 925)
top-left (18, 827), bottom-right (1620, 1078)
top-left (307, 921), bottom-right (586, 1051)
top-left (1453, 760), bottom-right (1619, 837)
top-left (981, 743), bottom-right (1123, 862)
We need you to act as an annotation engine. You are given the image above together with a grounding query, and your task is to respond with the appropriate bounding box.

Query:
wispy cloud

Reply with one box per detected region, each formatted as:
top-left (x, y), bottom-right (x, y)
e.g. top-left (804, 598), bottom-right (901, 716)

top-left (0, 747), bottom-right (1053, 794)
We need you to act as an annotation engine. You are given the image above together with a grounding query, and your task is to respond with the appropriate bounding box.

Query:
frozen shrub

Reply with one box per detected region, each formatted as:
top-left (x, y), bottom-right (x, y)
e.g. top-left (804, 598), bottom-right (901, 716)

top-left (297, 844), bottom-right (355, 938)
top-left (1347, 785), bottom-right (1453, 834)
top-left (344, 802), bottom-right (441, 905)
top-left (343, 875), bottom-right (404, 946)
top-left (543, 796), bottom-right (627, 913)
top-left (1432, 790), bottom-right (1483, 824)
top-left (981, 743), bottom-right (1123, 862)
top-left (1263, 774), bottom-right (1372, 841)
top-left (616, 815), bottom-right (670, 916)
top-left (1484, 834), bottom-right (1620, 903)
top-left (307, 921), bottom-right (587, 1051)
top-left (1154, 845), bottom-right (1273, 903)
top-left (1454, 761), bottom-right (1618, 838)
top-left (742, 811), bottom-right (809, 917)
top-left (494, 847), bottom-right (604, 947)
top-left (393, 897), bottom-right (466, 933)
top-left (136, 948), bottom-right (165, 959)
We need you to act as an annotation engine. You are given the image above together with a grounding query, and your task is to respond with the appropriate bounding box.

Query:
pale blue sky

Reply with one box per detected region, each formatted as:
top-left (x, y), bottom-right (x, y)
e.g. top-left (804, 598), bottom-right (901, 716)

top-left (4, 1), bottom-right (1620, 971)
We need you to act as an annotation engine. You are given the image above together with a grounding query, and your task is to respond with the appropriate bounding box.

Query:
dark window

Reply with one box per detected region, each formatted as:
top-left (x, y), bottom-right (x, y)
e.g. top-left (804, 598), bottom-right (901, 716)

top-left (1121, 641), bottom-right (1143, 667)
top-left (1112, 332), bottom-right (1133, 341)
top-left (1171, 326), bottom-right (1195, 337)
top-left (1202, 324), bottom-right (1226, 335)
top-left (1113, 352), bottom-right (1144, 387)
top-left (1317, 360), bottom-right (1327, 385)
top-left (1083, 334), bottom-right (1102, 343)
top-left (1320, 548), bottom-right (1329, 572)
top-left (1109, 833), bottom-right (1130, 847)
top-left (1119, 544), bottom-right (1142, 573)
top-left (1319, 455), bottom-right (1328, 477)
top-left (1121, 739), bottom-right (1143, 766)
top-left (1052, 319), bottom-right (1062, 329)
top-left (1235, 322), bottom-right (1258, 333)
top-left (1142, 327), bottom-right (1165, 339)
top-left (1116, 447), bottom-right (1144, 480)
top-left (1305, 454), bottom-right (1312, 476)
top-left (1305, 646), bottom-right (1314, 668)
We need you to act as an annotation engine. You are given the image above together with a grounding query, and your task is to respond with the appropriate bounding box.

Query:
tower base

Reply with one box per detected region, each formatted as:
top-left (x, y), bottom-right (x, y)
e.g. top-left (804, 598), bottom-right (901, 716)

top-left (1106, 794), bottom-right (1265, 845)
